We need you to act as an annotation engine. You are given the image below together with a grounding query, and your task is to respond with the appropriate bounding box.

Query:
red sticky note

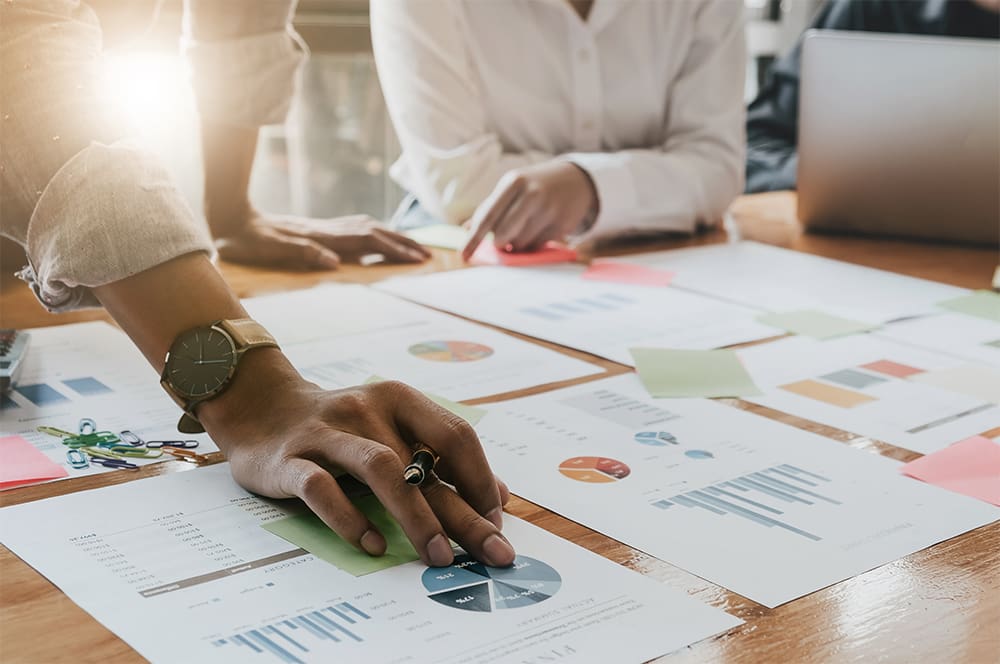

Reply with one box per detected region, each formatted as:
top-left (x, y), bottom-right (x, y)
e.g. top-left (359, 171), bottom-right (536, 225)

top-left (470, 241), bottom-right (578, 267)
top-left (0, 435), bottom-right (69, 490)
top-left (581, 260), bottom-right (675, 287)
top-left (900, 435), bottom-right (1000, 506)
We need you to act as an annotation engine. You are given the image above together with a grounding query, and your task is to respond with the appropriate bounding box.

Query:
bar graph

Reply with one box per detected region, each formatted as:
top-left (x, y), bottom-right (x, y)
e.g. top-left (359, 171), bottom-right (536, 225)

top-left (520, 292), bottom-right (636, 322)
top-left (62, 376), bottom-right (113, 396)
top-left (649, 464), bottom-right (841, 541)
top-left (212, 602), bottom-right (371, 664)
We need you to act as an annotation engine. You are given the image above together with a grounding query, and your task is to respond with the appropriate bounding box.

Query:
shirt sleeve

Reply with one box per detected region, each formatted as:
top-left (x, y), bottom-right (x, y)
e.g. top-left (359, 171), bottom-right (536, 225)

top-left (184, 0), bottom-right (306, 128)
top-left (0, 1), bottom-right (212, 313)
top-left (568, 0), bottom-right (746, 240)
top-left (371, 0), bottom-right (554, 226)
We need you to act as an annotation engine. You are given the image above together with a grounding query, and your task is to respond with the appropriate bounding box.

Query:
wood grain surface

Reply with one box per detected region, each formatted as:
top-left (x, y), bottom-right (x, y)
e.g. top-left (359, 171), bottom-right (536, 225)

top-left (1, 192), bottom-right (997, 663)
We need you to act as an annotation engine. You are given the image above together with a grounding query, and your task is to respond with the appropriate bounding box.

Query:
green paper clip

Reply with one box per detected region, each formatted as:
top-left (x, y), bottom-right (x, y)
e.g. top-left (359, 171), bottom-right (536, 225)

top-left (80, 446), bottom-right (124, 460)
top-left (108, 446), bottom-right (162, 459)
top-left (38, 426), bottom-right (76, 438)
top-left (62, 431), bottom-right (121, 448)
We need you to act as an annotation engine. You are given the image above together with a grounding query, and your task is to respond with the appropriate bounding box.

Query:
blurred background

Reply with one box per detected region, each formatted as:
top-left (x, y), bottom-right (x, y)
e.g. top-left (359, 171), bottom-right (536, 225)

top-left (110, 0), bottom-right (823, 223)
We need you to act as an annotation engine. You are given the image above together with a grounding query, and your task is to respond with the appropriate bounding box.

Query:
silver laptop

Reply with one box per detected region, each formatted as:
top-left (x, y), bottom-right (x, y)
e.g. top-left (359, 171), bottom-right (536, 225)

top-left (798, 31), bottom-right (999, 246)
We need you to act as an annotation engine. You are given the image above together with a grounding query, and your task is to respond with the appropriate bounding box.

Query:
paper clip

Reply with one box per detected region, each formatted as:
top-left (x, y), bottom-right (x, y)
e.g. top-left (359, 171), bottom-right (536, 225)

top-left (90, 457), bottom-right (139, 470)
top-left (78, 418), bottom-right (98, 435)
top-left (107, 445), bottom-right (162, 459)
top-left (66, 449), bottom-right (90, 469)
top-left (160, 447), bottom-right (210, 464)
top-left (119, 430), bottom-right (145, 446)
top-left (62, 431), bottom-right (122, 449)
top-left (80, 446), bottom-right (122, 460)
top-left (38, 425), bottom-right (76, 438)
top-left (145, 439), bottom-right (199, 449)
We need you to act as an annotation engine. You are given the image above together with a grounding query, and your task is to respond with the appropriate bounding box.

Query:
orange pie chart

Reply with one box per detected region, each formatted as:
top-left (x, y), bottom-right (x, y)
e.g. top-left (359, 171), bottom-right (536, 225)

top-left (558, 456), bottom-right (631, 483)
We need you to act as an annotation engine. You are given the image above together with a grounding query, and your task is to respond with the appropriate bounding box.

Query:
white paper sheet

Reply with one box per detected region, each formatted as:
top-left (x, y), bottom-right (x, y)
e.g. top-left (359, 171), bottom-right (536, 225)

top-left (877, 312), bottom-right (1000, 367)
top-left (375, 266), bottom-right (777, 365)
top-left (0, 464), bottom-right (741, 663)
top-left (625, 242), bottom-right (968, 323)
top-left (0, 323), bottom-right (218, 483)
top-left (739, 335), bottom-right (1000, 454)
top-left (243, 284), bottom-right (602, 399)
top-left (472, 374), bottom-right (1000, 607)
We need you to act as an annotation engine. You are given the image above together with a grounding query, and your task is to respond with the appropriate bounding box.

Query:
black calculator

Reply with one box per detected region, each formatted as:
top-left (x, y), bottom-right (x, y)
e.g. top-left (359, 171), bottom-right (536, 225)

top-left (0, 330), bottom-right (30, 392)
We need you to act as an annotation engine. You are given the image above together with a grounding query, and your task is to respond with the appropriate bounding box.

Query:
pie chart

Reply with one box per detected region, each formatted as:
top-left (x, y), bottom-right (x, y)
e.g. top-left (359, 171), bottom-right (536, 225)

top-left (422, 555), bottom-right (561, 612)
top-left (634, 431), bottom-right (679, 446)
top-left (408, 340), bottom-right (494, 363)
top-left (558, 456), bottom-right (631, 483)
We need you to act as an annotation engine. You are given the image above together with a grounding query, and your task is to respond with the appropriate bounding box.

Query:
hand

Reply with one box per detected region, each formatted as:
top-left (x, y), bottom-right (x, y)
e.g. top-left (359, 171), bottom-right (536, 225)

top-left (462, 160), bottom-right (599, 260)
top-left (215, 212), bottom-right (431, 270)
top-left (198, 349), bottom-right (515, 568)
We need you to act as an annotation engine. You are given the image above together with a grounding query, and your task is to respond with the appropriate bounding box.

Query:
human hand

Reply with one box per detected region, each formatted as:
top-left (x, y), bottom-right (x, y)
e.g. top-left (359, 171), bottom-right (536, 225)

top-left (215, 212), bottom-right (431, 270)
top-left (462, 160), bottom-right (599, 260)
top-left (198, 349), bottom-right (515, 568)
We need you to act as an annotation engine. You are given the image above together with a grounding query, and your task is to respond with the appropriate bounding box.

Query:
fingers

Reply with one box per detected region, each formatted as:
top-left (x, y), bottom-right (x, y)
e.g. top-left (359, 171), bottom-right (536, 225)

top-left (313, 432), bottom-right (455, 567)
top-left (270, 215), bottom-right (430, 264)
top-left (421, 478), bottom-right (516, 567)
top-left (216, 234), bottom-right (340, 270)
top-left (278, 457), bottom-right (388, 556)
top-left (491, 192), bottom-right (543, 252)
top-left (371, 227), bottom-right (432, 263)
top-left (462, 175), bottom-right (525, 260)
top-left (381, 382), bottom-right (504, 528)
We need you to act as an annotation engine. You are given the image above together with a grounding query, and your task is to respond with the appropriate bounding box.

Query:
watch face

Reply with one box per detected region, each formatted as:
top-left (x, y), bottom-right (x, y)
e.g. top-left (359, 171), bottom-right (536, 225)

top-left (164, 326), bottom-right (238, 400)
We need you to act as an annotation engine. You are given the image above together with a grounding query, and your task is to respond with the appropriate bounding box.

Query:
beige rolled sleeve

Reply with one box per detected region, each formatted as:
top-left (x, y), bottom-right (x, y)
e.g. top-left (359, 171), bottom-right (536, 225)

top-left (0, 1), bottom-right (212, 312)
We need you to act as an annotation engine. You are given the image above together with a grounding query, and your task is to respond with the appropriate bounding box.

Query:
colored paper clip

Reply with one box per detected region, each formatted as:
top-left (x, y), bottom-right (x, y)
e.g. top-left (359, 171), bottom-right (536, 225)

top-left (38, 425), bottom-right (76, 438)
top-left (78, 418), bottom-right (98, 435)
top-left (80, 446), bottom-right (123, 460)
top-left (145, 439), bottom-right (199, 449)
top-left (62, 431), bottom-right (122, 448)
top-left (90, 457), bottom-right (139, 470)
top-left (159, 446), bottom-right (210, 464)
top-left (107, 446), bottom-right (162, 459)
top-left (119, 430), bottom-right (145, 446)
top-left (66, 449), bottom-right (90, 469)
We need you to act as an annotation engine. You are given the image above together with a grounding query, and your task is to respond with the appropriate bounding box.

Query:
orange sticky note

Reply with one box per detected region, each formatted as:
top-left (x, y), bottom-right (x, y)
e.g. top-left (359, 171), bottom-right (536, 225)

top-left (901, 435), bottom-right (1000, 506)
top-left (0, 435), bottom-right (69, 490)
top-left (581, 260), bottom-right (675, 287)
top-left (470, 241), bottom-right (578, 266)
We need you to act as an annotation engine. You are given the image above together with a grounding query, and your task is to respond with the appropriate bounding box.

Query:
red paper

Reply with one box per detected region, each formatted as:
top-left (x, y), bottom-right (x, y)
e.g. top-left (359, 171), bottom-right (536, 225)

top-left (0, 434), bottom-right (69, 490)
top-left (470, 241), bottom-right (578, 266)
top-left (900, 435), bottom-right (1000, 506)
top-left (581, 260), bottom-right (675, 287)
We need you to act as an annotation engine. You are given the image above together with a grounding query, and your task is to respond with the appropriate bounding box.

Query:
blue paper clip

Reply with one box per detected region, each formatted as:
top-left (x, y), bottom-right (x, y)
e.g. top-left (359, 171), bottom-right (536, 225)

top-left (145, 439), bottom-right (199, 449)
top-left (119, 430), bottom-right (145, 446)
top-left (90, 457), bottom-right (139, 470)
top-left (66, 449), bottom-right (90, 469)
top-left (78, 418), bottom-right (98, 435)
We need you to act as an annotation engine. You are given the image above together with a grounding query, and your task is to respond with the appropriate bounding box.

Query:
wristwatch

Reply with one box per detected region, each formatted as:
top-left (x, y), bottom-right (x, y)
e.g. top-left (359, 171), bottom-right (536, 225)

top-left (160, 319), bottom-right (279, 434)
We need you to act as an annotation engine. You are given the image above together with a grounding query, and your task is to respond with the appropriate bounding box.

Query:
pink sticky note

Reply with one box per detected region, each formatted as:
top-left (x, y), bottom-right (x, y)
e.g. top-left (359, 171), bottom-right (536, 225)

top-left (0, 435), bottom-right (69, 490)
top-left (900, 435), bottom-right (1000, 506)
top-left (581, 260), bottom-right (676, 287)
top-left (470, 241), bottom-right (578, 266)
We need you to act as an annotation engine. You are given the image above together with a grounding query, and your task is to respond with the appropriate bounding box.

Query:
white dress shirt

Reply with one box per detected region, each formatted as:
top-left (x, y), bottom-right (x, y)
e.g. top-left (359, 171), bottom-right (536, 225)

top-left (0, 0), bottom-right (303, 311)
top-left (372, 0), bottom-right (746, 240)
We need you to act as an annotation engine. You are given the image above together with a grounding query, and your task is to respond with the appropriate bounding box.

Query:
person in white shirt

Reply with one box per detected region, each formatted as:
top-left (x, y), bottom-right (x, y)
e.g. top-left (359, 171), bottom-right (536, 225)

top-left (372, 0), bottom-right (746, 259)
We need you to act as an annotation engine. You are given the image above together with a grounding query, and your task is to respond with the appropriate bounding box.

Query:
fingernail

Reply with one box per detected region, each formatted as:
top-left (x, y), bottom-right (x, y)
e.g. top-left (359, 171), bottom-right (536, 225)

top-left (486, 507), bottom-right (504, 530)
top-left (427, 534), bottom-right (454, 567)
top-left (360, 529), bottom-right (386, 556)
top-left (482, 534), bottom-right (515, 567)
top-left (319, 252), bottom-right (340, 269)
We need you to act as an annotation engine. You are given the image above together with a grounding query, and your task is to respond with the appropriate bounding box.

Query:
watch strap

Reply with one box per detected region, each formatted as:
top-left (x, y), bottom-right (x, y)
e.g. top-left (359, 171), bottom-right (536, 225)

top-left (218, 318), bottom-right (279, 351)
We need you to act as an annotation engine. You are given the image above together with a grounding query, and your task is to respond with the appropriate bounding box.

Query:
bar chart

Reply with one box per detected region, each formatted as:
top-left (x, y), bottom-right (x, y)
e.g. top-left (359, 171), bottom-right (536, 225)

top-left (649, 464), bottom-right (839, 541)
top-left (212, 602), bottom-right (371, 664)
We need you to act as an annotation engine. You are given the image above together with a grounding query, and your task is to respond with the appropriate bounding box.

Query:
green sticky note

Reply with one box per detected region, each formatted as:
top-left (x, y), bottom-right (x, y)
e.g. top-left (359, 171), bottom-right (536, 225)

top-left (629, 347), bottom-right (762, 398)
top-left (756, 310), bottom-right (878, 339)
top-left (939, 290), bottom-right (1000, 323)
top-left (261, 494), bottom-right (419, 576)
top-left (405, 224), bottom-right (470, 250)
top-left (364, 376), bottom-right (487, 425)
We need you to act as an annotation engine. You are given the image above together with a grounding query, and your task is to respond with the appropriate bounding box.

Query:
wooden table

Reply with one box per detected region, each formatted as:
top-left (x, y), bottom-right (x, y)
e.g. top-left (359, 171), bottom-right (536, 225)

top-left (2, 192), bottom-right (998, 663)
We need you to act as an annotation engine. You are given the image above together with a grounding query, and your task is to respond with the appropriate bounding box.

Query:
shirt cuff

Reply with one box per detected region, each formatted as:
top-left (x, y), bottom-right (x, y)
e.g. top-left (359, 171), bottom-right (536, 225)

top-left (24, 141), bottom-right (214, 312)
top-left (186, 27), bottom-right (308, 127)
top-left (561, 152), bottom-right (639, 241)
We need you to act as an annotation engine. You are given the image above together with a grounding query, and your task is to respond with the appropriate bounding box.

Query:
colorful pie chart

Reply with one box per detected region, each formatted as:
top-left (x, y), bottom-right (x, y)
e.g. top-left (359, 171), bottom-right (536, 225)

top-left (634, 431), bottom-right (679, 446)
top-left (422, 555), bottom-right (561, 612)
top-left (558, 456), bottom-right (631, 483)
top-left (408, 340), bottom-right (494, 363)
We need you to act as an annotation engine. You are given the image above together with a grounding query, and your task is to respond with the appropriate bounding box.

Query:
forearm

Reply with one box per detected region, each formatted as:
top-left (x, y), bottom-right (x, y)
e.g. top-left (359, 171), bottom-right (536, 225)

top-left (201, 120), bottom-right (259, 238)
